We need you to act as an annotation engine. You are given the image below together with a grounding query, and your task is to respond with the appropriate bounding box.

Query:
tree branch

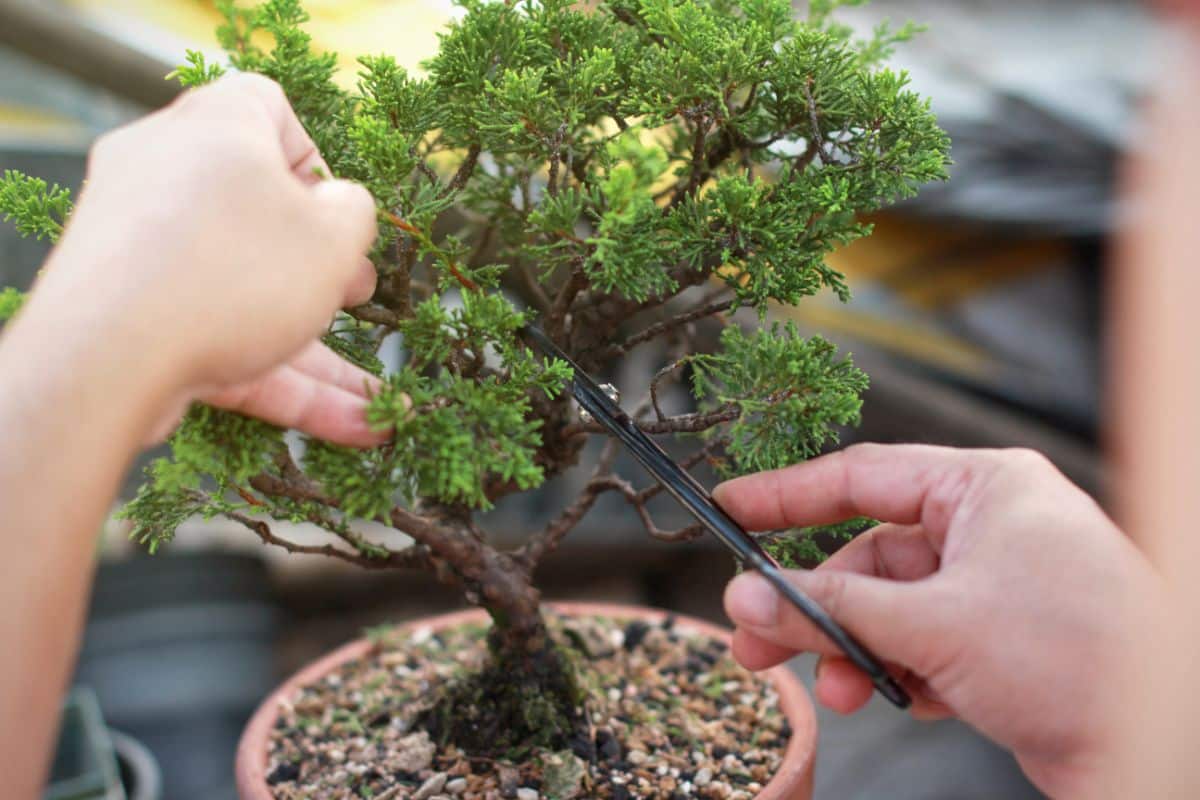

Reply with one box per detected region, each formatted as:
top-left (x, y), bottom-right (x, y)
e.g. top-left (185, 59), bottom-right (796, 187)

top-left (346, 303), bottom-right (404, 328)
top-left (439, 143), bottom-right (482, 199)
top-left (563, 404), bottom-right (739, 438)
top-left (546, 263), bottom-right (588, 339)
top-left (223, 509), bottom-right (432, 570)
top-left (595, 474), bottom-right (706, 543)
top-left (518, 438), bottom-right (621, 566)
top-left (592, 296), bottom-right (733, 361)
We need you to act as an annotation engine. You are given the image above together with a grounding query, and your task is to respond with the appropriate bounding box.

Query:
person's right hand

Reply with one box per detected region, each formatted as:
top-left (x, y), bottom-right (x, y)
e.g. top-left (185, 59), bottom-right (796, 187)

top-left (21, 73), bottom-right (383, 446)
top-left (716, 444), bottom-right (1164, 799)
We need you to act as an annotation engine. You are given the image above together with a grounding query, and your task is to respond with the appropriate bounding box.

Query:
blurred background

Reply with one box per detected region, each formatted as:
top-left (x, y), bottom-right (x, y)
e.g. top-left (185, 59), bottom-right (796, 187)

top-left (0, 0), bottom-right (1167, 798)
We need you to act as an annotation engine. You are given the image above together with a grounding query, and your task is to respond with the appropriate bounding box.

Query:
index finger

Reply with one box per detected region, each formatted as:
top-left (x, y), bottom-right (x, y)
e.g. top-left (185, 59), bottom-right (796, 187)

top-left (712, 443), bottom-right (996, 536)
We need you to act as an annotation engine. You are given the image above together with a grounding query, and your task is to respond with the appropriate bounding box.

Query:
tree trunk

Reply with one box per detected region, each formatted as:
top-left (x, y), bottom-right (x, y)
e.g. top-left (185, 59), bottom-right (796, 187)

top-left (420, 546), bottom-right (584, 755)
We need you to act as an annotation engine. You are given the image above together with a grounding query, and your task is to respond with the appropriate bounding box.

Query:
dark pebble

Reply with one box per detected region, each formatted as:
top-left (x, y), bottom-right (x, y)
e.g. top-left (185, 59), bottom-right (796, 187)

top-left (368, 711), bottom-right (391, 728)
top-left (597, 729), bottom-right (622, 762)
top-left (712, 745), bottom-right (730, 759)
top-left (680, 770), bottom-right (695, 782)
top-left (661, 614), bottom-right (677, 631)
top-left (730, 773), bottom-right (753, 786)
top-left (266, 762), bottom-right (300, 785)
top-left (611, 784), bottom-right (631, 800)
top-left (393, 770), bottom-right (420, 785)
top-left (570, 731), bottom-right (597, 761)
top-left (623, 620), bottom-right (650, 652)
top-left (780, 721), bottom-right (793, 739)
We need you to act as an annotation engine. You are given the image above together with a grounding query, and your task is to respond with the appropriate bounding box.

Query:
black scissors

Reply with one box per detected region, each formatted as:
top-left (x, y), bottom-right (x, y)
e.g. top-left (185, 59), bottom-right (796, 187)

top-left (521, 322), bottom-right (911, 710)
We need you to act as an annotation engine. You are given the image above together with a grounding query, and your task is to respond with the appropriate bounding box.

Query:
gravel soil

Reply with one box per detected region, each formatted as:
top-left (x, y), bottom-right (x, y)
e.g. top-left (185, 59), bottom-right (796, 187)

top-left (266, 611), bottom-right (790, 799)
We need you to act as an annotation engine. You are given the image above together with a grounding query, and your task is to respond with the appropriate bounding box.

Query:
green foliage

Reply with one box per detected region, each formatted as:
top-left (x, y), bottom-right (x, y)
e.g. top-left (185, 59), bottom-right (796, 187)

top-left (323, 314), bottom-right (384, 376)
top-left (117, 406), bottom-right (287, 551)
top-left (119, 460), bottom-right (215, 553)
top-left (0, 288), bottom-right (24, 322)
top-left (764, 516), bottom-right (876, 568)
top-left (32, 0), bottom-right (944, 559)
top-left (168, 50), bottom-right (226, 87)
top-left (692, 323), bottom-right (868, 474)
top-left (0, 171), bottom-right (72, 242)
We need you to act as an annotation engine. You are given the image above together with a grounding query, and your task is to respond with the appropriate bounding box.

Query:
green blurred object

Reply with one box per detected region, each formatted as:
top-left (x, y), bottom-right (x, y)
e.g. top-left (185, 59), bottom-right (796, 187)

top-left (45, 689), bottom-right (124, 800)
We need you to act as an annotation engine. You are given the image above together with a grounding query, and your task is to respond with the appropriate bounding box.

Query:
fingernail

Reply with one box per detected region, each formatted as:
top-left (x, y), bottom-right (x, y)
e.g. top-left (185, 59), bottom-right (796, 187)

top-left (727, 573), bottom-right (779, 628)
top-left (813, 658), bottom-right (825, 682)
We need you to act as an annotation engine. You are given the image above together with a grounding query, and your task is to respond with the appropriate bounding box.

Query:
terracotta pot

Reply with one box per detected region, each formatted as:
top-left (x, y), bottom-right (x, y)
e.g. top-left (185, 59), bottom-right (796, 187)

top-left (236, 602), bottom-right (817, 800)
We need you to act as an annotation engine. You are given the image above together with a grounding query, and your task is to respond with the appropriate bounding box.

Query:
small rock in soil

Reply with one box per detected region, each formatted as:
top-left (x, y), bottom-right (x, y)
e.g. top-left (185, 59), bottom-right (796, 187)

top-left (266, 762), bottom-right (300, 785)
top-left (395, 731), bottom-right (436, 773)
top-left (622, 620), bottom-right (651, 652)
top-left (413, 772), bottom-right (447, 800)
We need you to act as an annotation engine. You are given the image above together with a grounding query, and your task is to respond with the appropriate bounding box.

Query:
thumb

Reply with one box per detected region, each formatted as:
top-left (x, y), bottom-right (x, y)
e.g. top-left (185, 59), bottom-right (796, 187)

top-left (725, 568), bottom-right (943, 674)
top-left (307, 179), bottom-right (378, 306)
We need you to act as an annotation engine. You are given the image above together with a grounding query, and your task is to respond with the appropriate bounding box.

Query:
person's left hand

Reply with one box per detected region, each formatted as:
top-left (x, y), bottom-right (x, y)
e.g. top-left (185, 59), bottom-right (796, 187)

top-left (28, 74), bottom-right (388, 448)
top-left (144, 339), bottom-right (384, 447)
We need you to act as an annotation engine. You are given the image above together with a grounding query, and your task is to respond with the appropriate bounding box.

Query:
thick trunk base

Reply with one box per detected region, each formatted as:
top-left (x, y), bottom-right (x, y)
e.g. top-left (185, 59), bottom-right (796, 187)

top-left (418, 614), bottom-right (585, 756)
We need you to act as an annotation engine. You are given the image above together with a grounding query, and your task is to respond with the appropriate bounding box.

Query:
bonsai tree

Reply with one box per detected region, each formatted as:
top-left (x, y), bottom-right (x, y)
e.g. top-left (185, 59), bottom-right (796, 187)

top-left (0, 0), bottom-right (948, 755)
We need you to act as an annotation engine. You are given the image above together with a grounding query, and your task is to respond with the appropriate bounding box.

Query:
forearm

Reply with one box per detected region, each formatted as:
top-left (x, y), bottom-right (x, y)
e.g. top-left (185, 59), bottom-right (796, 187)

top-left (0, 286), bottom-right (173, 799)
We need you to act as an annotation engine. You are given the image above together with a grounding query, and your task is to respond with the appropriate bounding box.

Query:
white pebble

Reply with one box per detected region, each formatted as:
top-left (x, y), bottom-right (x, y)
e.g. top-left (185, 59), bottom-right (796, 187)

top-left (411, 626), bottom-right (433, 645)
top-left (413, 772), bottom-right (447, 800)
top-left (446, 777), bottom-right (468, 794)
top-left (517, 789), bottom-right (539, 800)
top-left (628, 750), bottom-right (648, 766)
top-left (694, 768), bottom-right (713, 787)
top-left (327, 749), bottom-right (345, 763)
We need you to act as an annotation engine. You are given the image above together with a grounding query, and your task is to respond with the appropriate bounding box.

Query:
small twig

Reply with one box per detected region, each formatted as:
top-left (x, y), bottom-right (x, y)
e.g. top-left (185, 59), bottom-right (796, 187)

top-left (224, 510), bottom-right (430, 570)
top-left (518, 439), bottom-right (621, 566)
top-left (803, 79), bottom-right (831, 165)
top-left (546, 264), bottom-right (588, 338)
top-left (439, 143), bottom-right (482, 199)
top-left (649, 359), bottom-right (688, 422)
top-left (410, 148), bottom-right (441, 187)
top-left (595, 297), bottom-right (733, 361)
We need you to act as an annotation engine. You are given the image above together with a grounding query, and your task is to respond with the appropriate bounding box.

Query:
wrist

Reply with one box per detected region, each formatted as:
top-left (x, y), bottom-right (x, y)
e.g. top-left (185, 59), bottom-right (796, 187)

top-left (4, 276), bottom-right (186, 437)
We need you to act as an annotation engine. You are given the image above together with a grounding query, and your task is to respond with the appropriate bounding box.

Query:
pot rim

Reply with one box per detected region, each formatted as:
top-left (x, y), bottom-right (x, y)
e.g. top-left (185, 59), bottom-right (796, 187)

top-left (236, 601), bottom-right (816, 800)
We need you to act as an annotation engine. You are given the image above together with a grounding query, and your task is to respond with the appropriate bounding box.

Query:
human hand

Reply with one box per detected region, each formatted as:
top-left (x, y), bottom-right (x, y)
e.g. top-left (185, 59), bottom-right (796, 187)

top-left (716, 444), bottom-right (1163, 798)
top-left (21, 73), bottom-right (383, 446)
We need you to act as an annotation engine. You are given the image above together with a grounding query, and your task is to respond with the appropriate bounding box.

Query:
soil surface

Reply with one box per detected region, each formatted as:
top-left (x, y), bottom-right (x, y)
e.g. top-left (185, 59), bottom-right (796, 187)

top-left (266, 612), bottom-right (790, 799)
